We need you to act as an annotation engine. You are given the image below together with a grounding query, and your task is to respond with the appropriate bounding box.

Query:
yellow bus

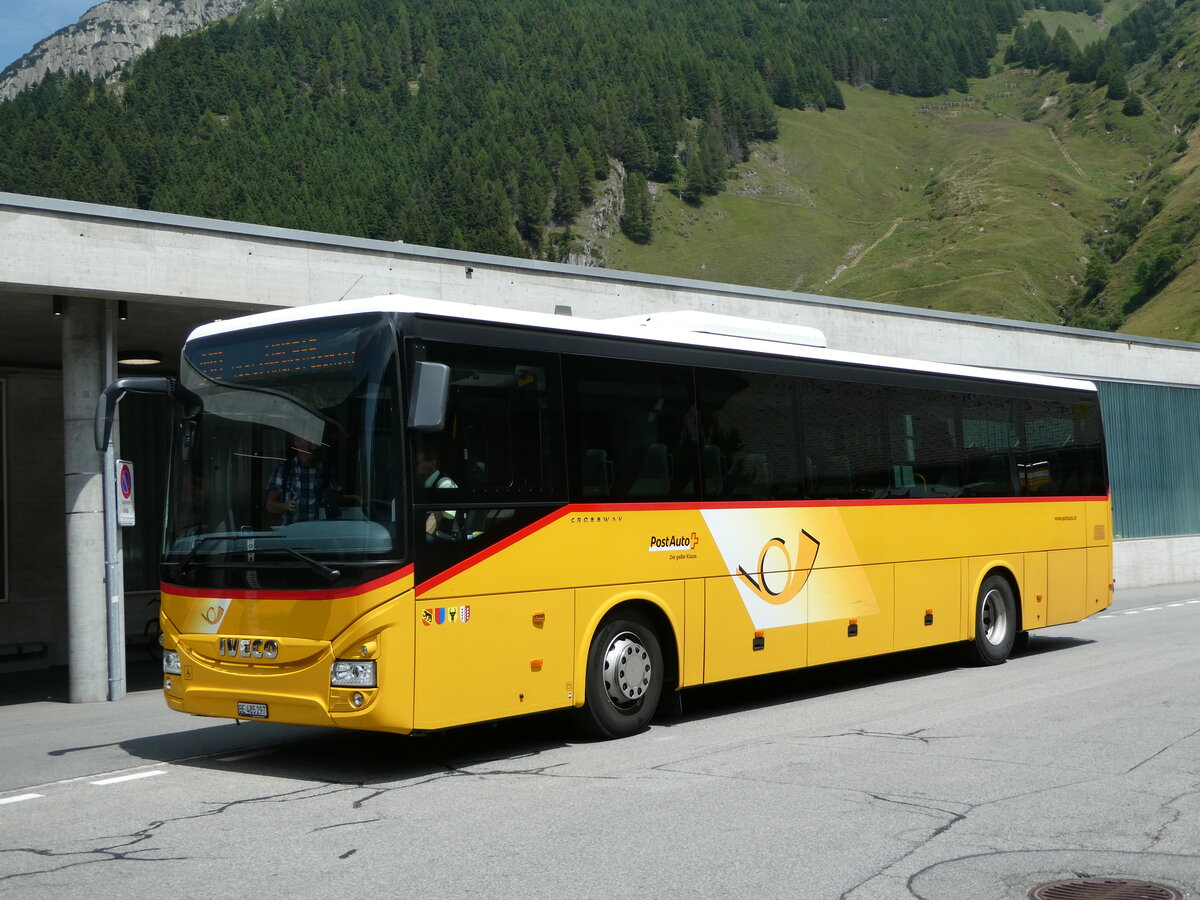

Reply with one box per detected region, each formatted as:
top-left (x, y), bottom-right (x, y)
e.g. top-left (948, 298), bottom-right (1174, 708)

top-left (100, 297), bottom-right (1112, 739)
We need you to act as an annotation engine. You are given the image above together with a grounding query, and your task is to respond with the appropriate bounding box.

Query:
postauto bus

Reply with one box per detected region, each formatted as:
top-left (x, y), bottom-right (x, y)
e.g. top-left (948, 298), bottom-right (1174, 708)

top-left (97, 297), bottom-right (1112, 739)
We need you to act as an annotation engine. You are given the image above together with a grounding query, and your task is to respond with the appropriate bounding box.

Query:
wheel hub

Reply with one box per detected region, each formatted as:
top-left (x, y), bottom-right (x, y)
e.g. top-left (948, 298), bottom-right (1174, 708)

top-left (603, 633), bottom-right (652, 705)
top-left (981, 588), bottom-right (1010, 646)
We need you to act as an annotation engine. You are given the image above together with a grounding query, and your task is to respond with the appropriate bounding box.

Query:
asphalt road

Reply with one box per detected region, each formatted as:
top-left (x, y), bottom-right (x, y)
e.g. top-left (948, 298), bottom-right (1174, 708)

top-left (2, 583), bottom-right (1199, 899)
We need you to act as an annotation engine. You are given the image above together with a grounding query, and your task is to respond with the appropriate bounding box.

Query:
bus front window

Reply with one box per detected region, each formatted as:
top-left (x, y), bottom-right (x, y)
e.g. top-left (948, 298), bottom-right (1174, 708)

top-left (164, 314), bottom-right (404, 590)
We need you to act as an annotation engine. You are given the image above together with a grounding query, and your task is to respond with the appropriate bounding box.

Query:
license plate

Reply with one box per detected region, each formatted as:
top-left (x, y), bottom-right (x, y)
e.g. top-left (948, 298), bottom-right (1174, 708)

top-left (237, 702), bottom-right (269, 719)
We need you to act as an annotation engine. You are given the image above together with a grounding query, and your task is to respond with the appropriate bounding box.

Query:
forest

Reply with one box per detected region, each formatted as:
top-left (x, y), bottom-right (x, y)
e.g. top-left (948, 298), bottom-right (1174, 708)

top-left (0, 0), bottom-right (1154, 258)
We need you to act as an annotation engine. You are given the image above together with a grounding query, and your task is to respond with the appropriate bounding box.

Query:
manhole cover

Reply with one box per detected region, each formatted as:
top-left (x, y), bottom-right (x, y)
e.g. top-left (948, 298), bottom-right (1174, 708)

top-left (1029, 877), bottom-right (1184, 900)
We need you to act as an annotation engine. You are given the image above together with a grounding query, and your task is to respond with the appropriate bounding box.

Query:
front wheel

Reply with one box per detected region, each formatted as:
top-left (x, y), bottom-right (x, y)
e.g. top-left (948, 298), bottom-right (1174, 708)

top-left (576, 612), bottom-right (664, 739)
top-left (965, 575), bottom-right (1017, 666)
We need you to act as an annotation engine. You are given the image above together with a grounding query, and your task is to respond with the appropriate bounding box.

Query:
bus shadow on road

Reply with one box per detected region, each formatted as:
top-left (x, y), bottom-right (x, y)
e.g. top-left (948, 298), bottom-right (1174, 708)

top-left (116, 634), bottom-right (1093, 783)
top-left (117, 709), bottom-right (577, 786)
top-left (662, 632), bottom-right (1095, 727)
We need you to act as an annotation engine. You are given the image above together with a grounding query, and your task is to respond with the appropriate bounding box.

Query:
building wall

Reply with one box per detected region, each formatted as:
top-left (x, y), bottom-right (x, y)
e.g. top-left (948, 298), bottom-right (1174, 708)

top-left (1, 372), bottom-right (68, 668)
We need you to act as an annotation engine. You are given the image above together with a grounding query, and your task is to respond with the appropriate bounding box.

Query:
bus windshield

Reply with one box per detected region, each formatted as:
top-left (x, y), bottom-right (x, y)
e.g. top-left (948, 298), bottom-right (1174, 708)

top-left (163, 313), bottom-right (404, 590)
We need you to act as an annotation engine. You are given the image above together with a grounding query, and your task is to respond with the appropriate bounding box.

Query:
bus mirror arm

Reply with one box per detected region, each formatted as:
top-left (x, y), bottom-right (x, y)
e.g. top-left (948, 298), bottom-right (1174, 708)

top-left (95, 376), bottom-right (204, 451)
top-left (408, 361), bottom-right (450, 432)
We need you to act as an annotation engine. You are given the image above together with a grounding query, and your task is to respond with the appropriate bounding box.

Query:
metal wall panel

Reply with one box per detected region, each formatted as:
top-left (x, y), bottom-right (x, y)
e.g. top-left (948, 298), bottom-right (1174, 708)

top-left (1099, 382), bottom-right (1200, 539)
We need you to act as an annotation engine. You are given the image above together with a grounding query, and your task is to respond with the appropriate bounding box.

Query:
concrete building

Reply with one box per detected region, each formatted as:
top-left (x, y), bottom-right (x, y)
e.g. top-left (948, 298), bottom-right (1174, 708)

top-left (3, 191), bottom-right (1199, 698)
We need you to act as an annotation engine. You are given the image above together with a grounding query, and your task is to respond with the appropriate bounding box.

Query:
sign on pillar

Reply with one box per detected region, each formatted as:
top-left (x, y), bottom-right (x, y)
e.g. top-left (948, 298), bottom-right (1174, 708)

top-left (116, 459), bottom-right (135, 527)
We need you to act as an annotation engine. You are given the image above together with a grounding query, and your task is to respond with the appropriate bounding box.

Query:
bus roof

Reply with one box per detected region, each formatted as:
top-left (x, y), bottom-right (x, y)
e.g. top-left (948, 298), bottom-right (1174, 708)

top-left (188, 295), bottom-right (1098, 394)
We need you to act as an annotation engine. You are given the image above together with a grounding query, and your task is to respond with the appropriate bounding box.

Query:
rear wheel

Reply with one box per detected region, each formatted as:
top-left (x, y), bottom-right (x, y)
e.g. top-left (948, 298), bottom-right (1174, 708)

top-left (966, 575), bottom-right (1017, 666)
top-left (576, 612), bottom-right (664, 739)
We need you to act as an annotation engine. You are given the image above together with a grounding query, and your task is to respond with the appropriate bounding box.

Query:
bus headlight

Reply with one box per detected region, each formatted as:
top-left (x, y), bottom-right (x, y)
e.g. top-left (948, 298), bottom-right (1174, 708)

top-left (163, 650), bottom-right (181, 676)
top-left (331, 659), bottom-right (376, 687)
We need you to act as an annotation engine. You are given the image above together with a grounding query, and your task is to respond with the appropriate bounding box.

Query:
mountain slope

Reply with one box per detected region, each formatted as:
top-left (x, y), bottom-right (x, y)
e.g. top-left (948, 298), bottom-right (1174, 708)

top-left (1, 0), bottom-right (1197, 341)
top-left (598, 75), bottom-right (1148, 327)
top-left (593, 1), bottom-right (1200, 339)
top-left (0, 0), bottom-right (252, 102)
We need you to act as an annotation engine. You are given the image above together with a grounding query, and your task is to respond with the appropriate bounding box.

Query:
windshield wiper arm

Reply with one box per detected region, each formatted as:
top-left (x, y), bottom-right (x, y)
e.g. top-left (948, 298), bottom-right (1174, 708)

top-left (170, 535), bottom-right (340, 583)
top-left (169, 532), bottom-right (280, 580)
top-left (275, 547), bottom-right (342, 584)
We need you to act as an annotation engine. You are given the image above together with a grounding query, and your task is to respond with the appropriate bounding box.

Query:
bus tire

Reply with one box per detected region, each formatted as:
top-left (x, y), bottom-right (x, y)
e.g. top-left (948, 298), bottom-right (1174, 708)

top-left (576, 611), bottom-right (664, 739)
top-left (966, 574), bottom-right (1017, 666)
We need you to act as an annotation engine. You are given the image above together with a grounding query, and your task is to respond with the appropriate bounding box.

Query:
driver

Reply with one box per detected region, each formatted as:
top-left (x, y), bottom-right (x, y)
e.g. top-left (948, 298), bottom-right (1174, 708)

top-left (265, 436), bottom-right (342, 524)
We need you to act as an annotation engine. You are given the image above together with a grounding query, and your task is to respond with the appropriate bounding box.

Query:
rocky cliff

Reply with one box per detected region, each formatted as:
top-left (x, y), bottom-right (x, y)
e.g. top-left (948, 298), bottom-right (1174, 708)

top-left (0, 0), bottom-right (253, 102)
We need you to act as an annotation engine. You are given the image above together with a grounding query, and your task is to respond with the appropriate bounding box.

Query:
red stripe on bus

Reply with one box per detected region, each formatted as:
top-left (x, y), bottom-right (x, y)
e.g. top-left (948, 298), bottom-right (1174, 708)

top-left (416, 508), bottom-right (574, 596)
top-left (162, 564), bottom-right (414, 602)
top-left (414, 494), bottom-right (1108, 594)
top-left (571, 494), bottom-right (1108, 512)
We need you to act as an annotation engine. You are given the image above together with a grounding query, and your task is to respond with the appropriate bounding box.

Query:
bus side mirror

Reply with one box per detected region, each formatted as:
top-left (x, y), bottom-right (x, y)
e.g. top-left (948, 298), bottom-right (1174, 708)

top-left (408, 361), bottom-right (450, 432)
top-left (95, 376), bottom-right (203, 451)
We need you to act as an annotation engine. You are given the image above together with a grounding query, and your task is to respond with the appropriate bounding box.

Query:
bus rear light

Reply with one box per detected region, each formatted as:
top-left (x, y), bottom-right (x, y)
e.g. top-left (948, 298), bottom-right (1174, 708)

top-left (163, 650), bottom-right (182, 676)
top-left (331, 659), bottom-right (377, 687)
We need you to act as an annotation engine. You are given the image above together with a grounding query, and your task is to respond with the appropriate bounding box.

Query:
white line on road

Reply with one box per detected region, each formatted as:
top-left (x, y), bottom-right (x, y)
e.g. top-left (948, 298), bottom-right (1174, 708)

top-left (1094, 600), bottom-right (1200, 620)
top-left (0, 793), bottom-right (44, 805)
top-left (90, 771), bottom-right (167, 786)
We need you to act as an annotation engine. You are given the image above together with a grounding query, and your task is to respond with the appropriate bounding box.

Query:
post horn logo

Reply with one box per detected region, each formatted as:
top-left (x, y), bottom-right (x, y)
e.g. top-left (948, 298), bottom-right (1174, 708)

top-left (736, 530), bottom-right (821, 605)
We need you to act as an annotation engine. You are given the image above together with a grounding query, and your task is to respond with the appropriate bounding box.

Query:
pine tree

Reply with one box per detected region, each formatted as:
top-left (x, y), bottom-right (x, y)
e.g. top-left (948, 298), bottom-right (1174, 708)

top-left (554, 156), bottom-right (581, 223)
top-left (575, 147), bottom-right (597, 205)
top-left (1105, 64), bottom-right (1129, 101)
top-left (620, 171), bottom-right (652, 243)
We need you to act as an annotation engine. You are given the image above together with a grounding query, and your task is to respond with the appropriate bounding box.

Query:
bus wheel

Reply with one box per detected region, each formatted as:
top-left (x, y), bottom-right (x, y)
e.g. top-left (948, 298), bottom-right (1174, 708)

top-left (577, 612), bottom-right (664, 739)
top-left (966, 575), bottom-right (1017, 666)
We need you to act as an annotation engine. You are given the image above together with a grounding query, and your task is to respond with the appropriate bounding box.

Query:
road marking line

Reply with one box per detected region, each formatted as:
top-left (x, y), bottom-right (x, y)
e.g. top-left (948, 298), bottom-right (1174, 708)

top-left (0, 793), bottom-right (44, 805)
top-left (91, 771), bottom-right (167, 786)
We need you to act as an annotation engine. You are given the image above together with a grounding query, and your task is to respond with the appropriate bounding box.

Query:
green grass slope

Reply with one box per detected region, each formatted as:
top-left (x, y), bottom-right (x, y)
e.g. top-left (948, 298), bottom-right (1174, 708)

top-left (601, 78), bottom-right (1147, 325)
top-left (1114, 2), bottom-right (1200, 340)
top-left (592, 0), bottom-right (1200, 340)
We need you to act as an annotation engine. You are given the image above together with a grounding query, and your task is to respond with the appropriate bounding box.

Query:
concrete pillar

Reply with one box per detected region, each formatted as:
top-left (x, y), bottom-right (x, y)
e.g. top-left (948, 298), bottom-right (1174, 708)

top-left (61, 297), bottom-right (113, 702)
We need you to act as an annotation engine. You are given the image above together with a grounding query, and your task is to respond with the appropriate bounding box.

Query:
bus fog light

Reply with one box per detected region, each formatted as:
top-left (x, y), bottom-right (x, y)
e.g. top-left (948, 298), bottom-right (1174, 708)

top-left (351, 692), bottom-right (365, 708)
top-left (331, 659), bottom-right (376, 687)
top-left (163, 650), bottom-right (181, 676)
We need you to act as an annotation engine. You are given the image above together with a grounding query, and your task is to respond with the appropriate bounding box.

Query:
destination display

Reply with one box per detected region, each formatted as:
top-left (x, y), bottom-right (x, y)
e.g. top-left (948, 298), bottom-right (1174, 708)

top-left (192, 330), bottom-right (358, 383)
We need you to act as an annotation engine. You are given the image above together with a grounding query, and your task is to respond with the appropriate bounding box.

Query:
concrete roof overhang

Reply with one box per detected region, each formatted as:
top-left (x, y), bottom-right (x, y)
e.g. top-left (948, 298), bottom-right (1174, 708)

top-left (5, 190), bottom-right (1200, 386)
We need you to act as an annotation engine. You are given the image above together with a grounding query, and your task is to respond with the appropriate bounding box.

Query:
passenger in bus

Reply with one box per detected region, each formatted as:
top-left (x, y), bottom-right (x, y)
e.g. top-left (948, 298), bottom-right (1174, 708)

top-left (416, 447), bottom-right (458, 539)
top-left (265, 436), bottom-right (342, 525)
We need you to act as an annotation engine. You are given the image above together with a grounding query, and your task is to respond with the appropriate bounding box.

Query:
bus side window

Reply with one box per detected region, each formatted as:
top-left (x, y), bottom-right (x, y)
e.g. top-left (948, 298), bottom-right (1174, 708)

top-left (564, 355), bottom-right (699, 502)
top-left (695, 368), bottom-right (801, 501)
top-left (962, 394), bottom-right (1018, 497)
top-left (1019, 398), bottom-right (1105, 496)
top-left (799, 379), bottom-right (888, 499)
top-left (885, 386), bottom-right (963, 497)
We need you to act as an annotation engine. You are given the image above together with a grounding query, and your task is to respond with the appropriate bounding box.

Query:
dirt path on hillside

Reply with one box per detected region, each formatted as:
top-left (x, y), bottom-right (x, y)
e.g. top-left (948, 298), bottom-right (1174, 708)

top-left (847, 217), bottom-right (902, 271)
top-left (859, 268), bottom-right (1013, 301)
top-left (1048, 127), bottom-right (1085, 177)
top-left (828, 217), bottom-right (903, 283)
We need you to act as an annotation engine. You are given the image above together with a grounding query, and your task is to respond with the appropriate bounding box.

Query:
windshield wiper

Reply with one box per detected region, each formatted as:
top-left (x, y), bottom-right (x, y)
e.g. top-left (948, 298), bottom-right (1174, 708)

top-left (169, 533), bottom-right (341, 584)
top-left (170, 532), bottom-right (279, 580)
top-left (273, 547), bottom-right (341, 584)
